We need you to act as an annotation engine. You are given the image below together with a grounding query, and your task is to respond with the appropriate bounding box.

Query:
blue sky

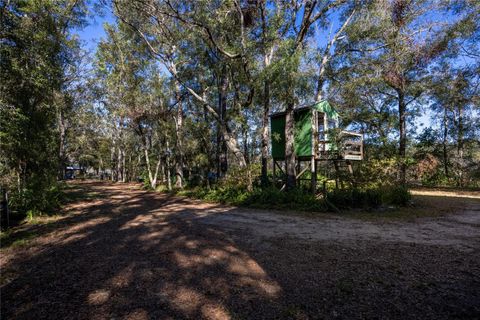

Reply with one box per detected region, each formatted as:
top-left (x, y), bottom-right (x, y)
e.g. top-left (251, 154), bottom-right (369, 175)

top-left (76, 5), bottom-right (434, 135)
top-left (75, 10), bottom-right (115, 52)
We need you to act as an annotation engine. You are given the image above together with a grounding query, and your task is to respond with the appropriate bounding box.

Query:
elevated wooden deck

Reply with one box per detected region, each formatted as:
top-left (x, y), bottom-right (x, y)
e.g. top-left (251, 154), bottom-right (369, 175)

top-left (314, 130), bottom-right (363, 161)
top-left (340, 131), bottom-right (363, 161)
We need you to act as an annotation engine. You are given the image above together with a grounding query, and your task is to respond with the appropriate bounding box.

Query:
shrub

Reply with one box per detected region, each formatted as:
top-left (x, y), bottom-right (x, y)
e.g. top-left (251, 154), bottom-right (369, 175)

top-left (355, 158), bottom-right (399, 188)
top-left (155, 184), bottom-right (169, 193)
top-left (381, 185), bottom-right (411, 206)
top-left (327, 185), bottom-right (411, 209)
top-left (8, 179), bottom-right (65, 218)
top-left (243, 187), bottom-right (327, 211)
top-left (177, 185), bottom-right (328, 212)
top-left (172, 179), bottom-right (411, 213)
top-left (327, 188), bottom-right (382, 209)
top-left (219, 164), bottom-right (262, 191)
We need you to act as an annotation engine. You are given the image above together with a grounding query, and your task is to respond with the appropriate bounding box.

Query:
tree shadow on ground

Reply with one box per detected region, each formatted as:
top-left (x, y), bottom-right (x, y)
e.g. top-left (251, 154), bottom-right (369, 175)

top-left (1, 181), bottom-right (479, 319)
top-left (1, 181), bottom-right (285, 319)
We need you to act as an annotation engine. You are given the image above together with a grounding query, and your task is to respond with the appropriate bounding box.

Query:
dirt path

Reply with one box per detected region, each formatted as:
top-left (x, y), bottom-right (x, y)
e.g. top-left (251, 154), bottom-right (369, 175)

top-left (199, 204), bottom-right (480, 251)
top-left (1, 181), bottom-right (479, 319)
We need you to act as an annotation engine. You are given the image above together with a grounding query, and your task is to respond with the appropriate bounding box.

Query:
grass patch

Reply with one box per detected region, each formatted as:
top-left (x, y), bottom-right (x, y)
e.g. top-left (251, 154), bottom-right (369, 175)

top-left (62, 184), bottom-right (100, 203)
top-left (0, 229), bottom-right (38, 249)
top-left (1, 181), bottom-right (97, 248)
top-left (0, 213), bottom-right (68, 249)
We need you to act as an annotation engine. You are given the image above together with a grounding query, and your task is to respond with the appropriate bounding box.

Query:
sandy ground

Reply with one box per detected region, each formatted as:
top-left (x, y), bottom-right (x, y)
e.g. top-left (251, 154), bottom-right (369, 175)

top-left (199, 205), bottom-right (480, 251)
top-left (1, 181), bottom-right (479, 319)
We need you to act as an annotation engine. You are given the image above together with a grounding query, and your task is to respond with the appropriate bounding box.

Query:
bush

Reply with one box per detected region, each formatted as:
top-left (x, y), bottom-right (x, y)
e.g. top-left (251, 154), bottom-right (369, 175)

top-left (8, 178), bottom-right (65, 218)
top-left (244, 187), bottom-right (327, 211)
top-left (381, 185), bottom-right (411, 206)
top-left (355, 158), bottom-right (400, 188)
top-left (219, 164), bottom-right (262, 191)
top-left (173, 182), bottom-right (411, 212)
top-left (327, 188), bottom-right (382, 209)
top-left (178, 186), bottom-right (328, 212)
top-left (327, 185), bottom-right (411, 209)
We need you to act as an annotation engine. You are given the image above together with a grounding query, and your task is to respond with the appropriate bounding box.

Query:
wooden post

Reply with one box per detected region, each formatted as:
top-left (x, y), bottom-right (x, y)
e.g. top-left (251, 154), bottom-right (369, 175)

top-left (346, 160), bottom-right (356, 188)
top-left (346, 160), bottom-right (353, 174)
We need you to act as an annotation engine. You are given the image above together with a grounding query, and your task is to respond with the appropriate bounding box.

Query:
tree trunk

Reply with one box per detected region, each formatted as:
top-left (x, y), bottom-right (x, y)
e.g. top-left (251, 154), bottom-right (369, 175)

top-left (315, 78), bottom-right (325, 102)
top-left (242, 121), bottom-right (249, 165)
top-left (260, 6), bottom-right (273, 187)
top-left (169, 62), bottom-right (247, 169)
top-left (161, 163), bottom-right (166, 183)
top-left (397, 90), bottom-right (407, 185)
top-left (314, 9), bottom-right (354, 102)
top-left (111, 143), bottom-right (116, 181)
top-left (220, 125), bottom-right (247, 168)
top-left (57, 109), bottom-right (66, 180)
top-left (442, 105), bottom-right (449, 177)
top-left (174, 82), bottom-right (184, 188)
top-left (144, 140), bottom-right (153, 186)
top-left (217, 69), bottom-right (229, 178)
top-left (457, 104), bottom-right (464, 186)
top-left (121, 149), bottom-right (126, 182)
top-left (166, 141), bottom-right (172, 191)
top-left (261, 80), bottom-right (270, 186)
top-left (285, 99), bottom-right (296, 190)
top-left (117, 146), bottom-right (123, 182)
top-left (315, 59), bottom-right (327, 102)
top-left (99, 157), bottom-right (104, 179)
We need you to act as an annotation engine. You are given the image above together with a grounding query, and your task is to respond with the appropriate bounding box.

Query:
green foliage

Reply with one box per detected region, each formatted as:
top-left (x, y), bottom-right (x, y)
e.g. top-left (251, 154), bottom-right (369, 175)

top-left (0, 229), bottom-right (38, 249)
top-left (355, 158), bottom-right (400, 188)
top-left (179, 185), bottom-right (328, 212)
top-left (381, 185), bottom-right (412, 207)
top-left (327, 188), bottom-right (382, 209)
top-left (0, 1), bottom-right (87, 219)
top-left (175, 181), bottom-right (412, 213)
top-left (244, 187), bottom-right (328, 212)
top-left (2, 0), bottom-right (478, 224)
top-left (11, 181), bottom-right (66, 218)
top-left (327, 185), bottom-right (411, 209)
top-left (219, 165), bottom-right (262, 191)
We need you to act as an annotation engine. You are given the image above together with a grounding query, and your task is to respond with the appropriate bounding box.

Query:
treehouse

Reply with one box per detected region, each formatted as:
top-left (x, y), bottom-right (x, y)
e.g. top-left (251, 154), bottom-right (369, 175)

top-left (270, 100), bottom-right (363, 191)
top-left (270, 100), bottom-right (363, 161)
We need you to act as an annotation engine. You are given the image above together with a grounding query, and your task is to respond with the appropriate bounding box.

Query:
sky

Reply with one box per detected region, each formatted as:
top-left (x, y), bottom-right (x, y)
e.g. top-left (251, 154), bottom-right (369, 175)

top-left (76, 4), bottom-right (434, 136)
top-left (76, 10), bottom-right (115, 53)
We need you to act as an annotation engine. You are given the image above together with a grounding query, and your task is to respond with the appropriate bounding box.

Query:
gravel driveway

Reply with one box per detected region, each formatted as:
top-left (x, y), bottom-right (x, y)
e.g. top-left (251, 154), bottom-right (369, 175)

top-left (1, 181), bottom-right (479, 319)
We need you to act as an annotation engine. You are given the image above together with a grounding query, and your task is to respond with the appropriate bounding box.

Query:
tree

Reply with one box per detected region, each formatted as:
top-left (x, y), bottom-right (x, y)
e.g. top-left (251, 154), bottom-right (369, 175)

top-left (273, 0), bottom-right (350, 190)
top-left (335, 0), bottom-right (474, 184)
top-left (0, 0), bottom-right (87, 214)
top-left (112, 0), bottom-right (253, 170)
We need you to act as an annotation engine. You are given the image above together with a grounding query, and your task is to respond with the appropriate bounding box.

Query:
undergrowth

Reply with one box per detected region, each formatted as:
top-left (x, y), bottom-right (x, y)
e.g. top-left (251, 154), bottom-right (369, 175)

top-left (175, 184), bottom-right (411, 212)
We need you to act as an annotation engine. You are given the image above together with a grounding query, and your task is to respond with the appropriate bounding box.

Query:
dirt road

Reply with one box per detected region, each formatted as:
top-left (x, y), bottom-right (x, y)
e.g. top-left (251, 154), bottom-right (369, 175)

top-left (1, 181), bottom-right (479, 319)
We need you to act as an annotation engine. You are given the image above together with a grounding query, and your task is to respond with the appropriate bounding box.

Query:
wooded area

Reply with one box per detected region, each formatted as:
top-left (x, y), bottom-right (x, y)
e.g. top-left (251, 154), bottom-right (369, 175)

top-left (1, 0), bottom-right (479, 218)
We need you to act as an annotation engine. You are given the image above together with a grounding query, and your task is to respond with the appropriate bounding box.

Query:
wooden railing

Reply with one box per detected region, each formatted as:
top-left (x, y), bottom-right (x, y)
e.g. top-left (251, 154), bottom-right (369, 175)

top-left (315, 131), bottom-right (363, 160)
top-left (340, 131), bottom-right (363, 160)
